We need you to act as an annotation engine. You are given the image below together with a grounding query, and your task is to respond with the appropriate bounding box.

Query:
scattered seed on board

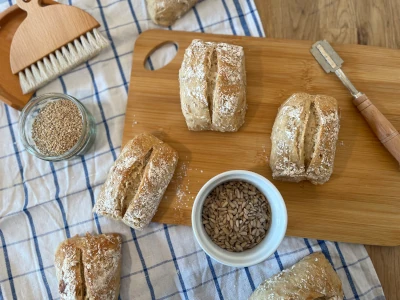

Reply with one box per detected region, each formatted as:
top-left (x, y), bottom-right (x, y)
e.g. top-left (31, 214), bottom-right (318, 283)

top-left (202, 180), bottom-right (271, 252)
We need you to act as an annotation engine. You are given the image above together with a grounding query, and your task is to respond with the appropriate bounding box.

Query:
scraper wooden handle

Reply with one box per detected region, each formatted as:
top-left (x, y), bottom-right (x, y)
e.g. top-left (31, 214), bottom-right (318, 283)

top-left (353, 94), bottom-right (400, 165)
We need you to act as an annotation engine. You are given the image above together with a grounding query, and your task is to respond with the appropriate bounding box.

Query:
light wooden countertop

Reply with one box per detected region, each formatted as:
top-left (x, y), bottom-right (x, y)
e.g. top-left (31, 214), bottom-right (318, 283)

top-left (253, 0), bottom-right (400, 298)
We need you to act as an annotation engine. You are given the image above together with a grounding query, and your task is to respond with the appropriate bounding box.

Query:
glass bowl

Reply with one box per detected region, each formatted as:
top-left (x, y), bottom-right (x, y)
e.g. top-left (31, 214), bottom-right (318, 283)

top-left (19, 93), bottom-right (96, 161)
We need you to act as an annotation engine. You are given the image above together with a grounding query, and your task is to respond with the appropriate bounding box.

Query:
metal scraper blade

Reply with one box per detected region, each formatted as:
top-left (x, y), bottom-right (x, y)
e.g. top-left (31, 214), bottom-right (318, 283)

top-left (310, 40), bottom-right (344, 73)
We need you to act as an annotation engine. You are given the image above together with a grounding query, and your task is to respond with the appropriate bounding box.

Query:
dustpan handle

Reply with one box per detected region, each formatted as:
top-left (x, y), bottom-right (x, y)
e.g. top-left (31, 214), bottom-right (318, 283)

top-left (16, 0), bottom-right (42, 12)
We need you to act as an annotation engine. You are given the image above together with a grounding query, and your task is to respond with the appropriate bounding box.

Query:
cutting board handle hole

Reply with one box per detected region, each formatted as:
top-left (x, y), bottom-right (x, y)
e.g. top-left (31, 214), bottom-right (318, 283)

top-left (144, 41), bottom-right (178, 71)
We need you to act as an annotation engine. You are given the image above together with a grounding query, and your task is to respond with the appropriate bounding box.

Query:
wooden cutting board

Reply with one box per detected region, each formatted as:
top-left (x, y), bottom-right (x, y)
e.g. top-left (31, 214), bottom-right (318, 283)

top-left (122, 30), bottom-right (400, 246)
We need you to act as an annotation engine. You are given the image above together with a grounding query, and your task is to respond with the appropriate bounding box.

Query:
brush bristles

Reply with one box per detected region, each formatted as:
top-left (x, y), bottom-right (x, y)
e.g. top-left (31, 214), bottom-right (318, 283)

top-left (19, 28), bottom-right (109, 94)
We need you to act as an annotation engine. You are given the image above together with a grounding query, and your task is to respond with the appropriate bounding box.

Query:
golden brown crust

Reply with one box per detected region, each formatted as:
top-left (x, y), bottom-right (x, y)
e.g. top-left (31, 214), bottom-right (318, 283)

top-left (270, 93), bottom-right (340, 184)
top-left (179, 39), bottom-right (246, 132)
top-left (93, 133), bottom-right (178, 230)
top-left (270, 93), bottom-right (311, 182)
top-left (211, 42), bottom-right (247, 132)
top-left (93, 134), bottom-right (160, 220)
top-left (146, 0), bottom-right (198, 26)
top-left (122, 142), bottom-right (179, 229)
top-left (55, 239), bottom-right (84, 300)
top-left (306, 95), bottom-right (340, 184)
top-left (55, 233), bottom-right (122, 300)
top-left (249, 252), bottom-right (344, 300)
top-left (179, 39), bottom-right (214, 131)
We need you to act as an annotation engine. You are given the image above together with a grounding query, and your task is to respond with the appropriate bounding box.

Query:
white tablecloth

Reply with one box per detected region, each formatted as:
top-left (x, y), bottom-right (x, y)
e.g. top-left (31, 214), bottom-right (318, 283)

top-left (0, 0), bottom-right (385, 299)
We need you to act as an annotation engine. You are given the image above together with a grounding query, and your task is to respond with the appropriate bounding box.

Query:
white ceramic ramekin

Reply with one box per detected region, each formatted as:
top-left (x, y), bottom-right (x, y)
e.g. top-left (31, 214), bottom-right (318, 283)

top-left (192, 170), bottom-right (287, 267)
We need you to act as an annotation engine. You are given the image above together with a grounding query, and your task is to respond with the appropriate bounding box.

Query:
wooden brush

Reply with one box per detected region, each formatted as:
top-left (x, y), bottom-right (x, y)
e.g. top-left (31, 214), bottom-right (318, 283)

top-left (10, 0), bottom-right (109, 94)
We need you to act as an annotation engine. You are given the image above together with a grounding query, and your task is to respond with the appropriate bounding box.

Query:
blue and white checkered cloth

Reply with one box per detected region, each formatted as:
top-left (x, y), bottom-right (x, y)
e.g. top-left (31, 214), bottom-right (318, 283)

top-left (0, 0), bottom-right (386, 299)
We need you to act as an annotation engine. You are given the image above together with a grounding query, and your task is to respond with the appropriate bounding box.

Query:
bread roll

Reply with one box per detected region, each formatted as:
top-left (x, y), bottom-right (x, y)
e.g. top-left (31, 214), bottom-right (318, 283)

top-left (93, 133), bottom-right (178, 230)
top-left (55, 233), bottom-right (122, 300)
top-left (270, 93), bottom-right (340, 184)
top-left (146, 0), bottom-right (198, 27)
top-left (179, 39), bottom-right (246, 132)
top-left (249, 252), bottom-right (344, 300)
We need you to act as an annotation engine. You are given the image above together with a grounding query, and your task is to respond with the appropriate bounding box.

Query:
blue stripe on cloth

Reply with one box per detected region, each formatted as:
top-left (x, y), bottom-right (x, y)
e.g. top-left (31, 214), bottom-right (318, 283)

top-left (70, 51), bottom-right (133, 75)
top-left (22, 210), bottom-right (53, 299)
top-left (336, 255), bottom-right (369, 271)
top-left (1, 238), bottom-right (329, 291)
top-left (93, 0), bottom-right (124, 9)
top-left (81, 156), bottom-right (102, 234)
top-left (85, 61), bottom-right (117, 161)
top-left (126, 0), bottom-right (154, 70)
top-left (347, 285), bottom-right (382, 300)
top-left (0, 265), bottom-right (54, 284)
top-left (96, 7), bottom-right (257, 36)
top-left (127, 1), bottom-right (142, 33)
top-left (158, 266), bottom-right (241, 300)
top-left (193, 7), bottom-right (204, 32)
top-left (304, 238), bottom-right (313, 253)
top-left (4, 106), bottom-right (52, 299)
top-left (59, 75), bottom-right (67, 92)
top-left (121, 249), bottom-right (202, 280)
top-left (0, 284), bottom-right (3, 300)
top-left (96, 113), bottom-right (125, 125)
top-left (129, 229), bottom-right (156, 299)
top-left (317, 240), bottom-right (334, 266)
top-left (274, 250), bottom-right (284, 270)
top-left (0, 249), bottom-right (201, 286)
top-left (0, 146), bottom-right (120, 200)
top-left (50, 163), bottom-right (70, 238)
top-left (95, 0), bottom-right (129, 93)
top-left (123, 225), bottom-right (176, 244)
top-left (245, 0), bottom-right (263, 37)
top-left (244, 267), bottom-right (255, 291)
top-left (0, 150), bottom-right (26, 161)
top-left (7, 0), bottom-right (12, 6)
top-left (80, 82), bottom-right (128, 101)
top-left (0, 122), bottom-right (17, 130)
top-left (59, 73), bottom-right (102, 235)
top-left (163, 225), bottom-right (189, 300)
top-left (205, 254), bottom-right (224, 300)
top-left (181, 9), bottom-right (228, 293)
top-left (229, 0), bottom-right (253, 283)
top-left (0, 230), bottom-right (16, 300)
top-left (52, 77), bottom-right (71, 238)
top-left (232, 0), bottom-right (251, 36)
top-left (4, 217), bottom-right (103, 249)
top-left (335, 242), bottom-right (359, 299)
top-left (221, 0), bottom-right (237, 35)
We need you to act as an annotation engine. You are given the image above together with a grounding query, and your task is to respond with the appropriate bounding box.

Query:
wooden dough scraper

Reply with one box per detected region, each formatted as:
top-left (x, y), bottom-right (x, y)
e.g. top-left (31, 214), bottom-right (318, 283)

top-left (311, 40), bottom-right (400, 166)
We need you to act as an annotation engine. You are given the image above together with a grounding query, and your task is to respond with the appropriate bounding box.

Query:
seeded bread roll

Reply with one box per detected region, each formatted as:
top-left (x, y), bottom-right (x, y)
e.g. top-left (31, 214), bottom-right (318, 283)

top-left (249, 252), bottom-right (344, 300)
top-left (270, 93), bottom-right (340, 185)
top-left (55, 233), bottom-right (122, 300)
top-left (93, 133), bottom-right (178, 230)
top-left (179, 39), bottom-right (246, 132)
top-left (146, 0), bottom-right (199, 27)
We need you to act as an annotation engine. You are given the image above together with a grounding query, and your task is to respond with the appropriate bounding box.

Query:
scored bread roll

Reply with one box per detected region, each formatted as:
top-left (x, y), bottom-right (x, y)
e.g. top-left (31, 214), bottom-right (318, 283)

top-left (146, 0), bottom-right (199, 27)
top-left (249, 252), bottom-right (344, 300)
top-left (93, 133), bottom-right (178, 230)
top-left (179, 39), bottom-right (246, 132)
top-left (55, 233), bottom-right (122, 300)
top-left (270, 93), bottom-right (340, 184)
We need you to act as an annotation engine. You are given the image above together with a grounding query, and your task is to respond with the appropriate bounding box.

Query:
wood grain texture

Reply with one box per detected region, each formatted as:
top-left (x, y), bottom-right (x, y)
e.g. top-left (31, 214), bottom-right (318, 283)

top-left (0, 0), bottom-right (57, 110)
top-left (353, 94), bottom-right (400, 164)
top-left (123, 29), bottom-right (400, 246)
top-left (253, 0), bottom-right (400, 297)
top-left (10, 0), bottom-right (99, 73)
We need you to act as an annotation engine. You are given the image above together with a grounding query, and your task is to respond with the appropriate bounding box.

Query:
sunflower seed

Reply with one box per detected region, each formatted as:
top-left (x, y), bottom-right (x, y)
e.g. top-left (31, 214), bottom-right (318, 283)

top-left (202, 180), bottom-right (271, 252)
